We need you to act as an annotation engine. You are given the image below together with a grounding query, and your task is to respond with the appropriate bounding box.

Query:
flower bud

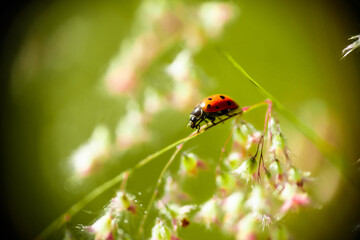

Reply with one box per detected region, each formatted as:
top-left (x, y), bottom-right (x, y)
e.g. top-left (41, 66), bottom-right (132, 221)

top-left (198, 2), bottom-right (236, 38)
top-left (216, 171), bottom-right (237, 195)
top-left (281, 193), bottom-right (310, 213)
top-left (179, 153), bottom-right (205, 176)
top-left (223, 192), bottom-right (244, 228)
top-left (270, 132), bottom-right (286, 157)
top-left (246, 132), bottom-right (262, 154)
top-left (144, 87), bottom-right (164, 116)
top-left (245, 185), bottom-right (268, 215)
top-left (232, 157), bottom-right (257, 182)
top-left (196, 198), bottom-right (221, 227)
top-left (159, 203), bottom-right (196, 230)
top-left (151, 219), bottom-right (172, 240)
top-left (236, 213), bottom-right (258, 240)
top-left (70, 125), bottom-right (110, 178)
top-left (87, 212), bottom-right (115, 240)
top-left (288, 167), bottom-right (304, 186)
top-left (105, 65), bottom-right (137, 95)
top-left (279, 183), bottom-right (310, 214)
top-left (166, 49), bottom-right (192, 82)
top-left (232, 123), bottom-right (261, 157)
top-left (233, 122), bottom-right (253, 145)
top-left (110, 191), bottom-right (137, 215)
top-left (269, 159), bottom-right (283, 182)
top-left (116, 101), bottom-right (149, 150)
top-left (225, 152), bottom-right (242, 170)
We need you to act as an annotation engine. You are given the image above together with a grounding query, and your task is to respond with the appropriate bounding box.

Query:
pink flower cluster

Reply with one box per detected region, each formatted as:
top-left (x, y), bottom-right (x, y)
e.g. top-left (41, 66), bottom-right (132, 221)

top-left (85, 191), bottom-right (137, 240)
top-left (68, 1), bottom-right (237, 179)
top-left (152, 117), bottom-right (312, 239)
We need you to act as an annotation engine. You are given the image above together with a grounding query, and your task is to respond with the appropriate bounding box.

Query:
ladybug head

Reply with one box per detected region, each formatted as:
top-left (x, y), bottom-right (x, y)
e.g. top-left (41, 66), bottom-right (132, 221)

top-left (187, 106), bottom-right (203, 129)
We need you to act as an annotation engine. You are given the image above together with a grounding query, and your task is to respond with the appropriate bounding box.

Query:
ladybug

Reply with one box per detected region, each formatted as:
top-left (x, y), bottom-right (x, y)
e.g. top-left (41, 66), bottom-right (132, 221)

top-left (188, 94), bottom-right (240, 129)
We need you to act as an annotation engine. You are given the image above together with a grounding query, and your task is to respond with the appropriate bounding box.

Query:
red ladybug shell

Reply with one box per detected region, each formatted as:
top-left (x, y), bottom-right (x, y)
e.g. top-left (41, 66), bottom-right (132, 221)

top-left (199, 94), bottom-right (239, 113)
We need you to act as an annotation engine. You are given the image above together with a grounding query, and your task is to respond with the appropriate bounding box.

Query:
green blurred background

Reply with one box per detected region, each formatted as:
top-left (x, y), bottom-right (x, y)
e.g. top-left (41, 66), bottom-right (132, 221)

top-left (1, 0), bottom-right (360, 239)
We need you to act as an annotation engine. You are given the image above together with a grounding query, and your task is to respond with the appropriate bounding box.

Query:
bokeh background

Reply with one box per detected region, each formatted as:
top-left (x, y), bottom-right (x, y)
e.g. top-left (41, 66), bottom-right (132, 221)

top-left (1, 0), bottom-right (360, 239)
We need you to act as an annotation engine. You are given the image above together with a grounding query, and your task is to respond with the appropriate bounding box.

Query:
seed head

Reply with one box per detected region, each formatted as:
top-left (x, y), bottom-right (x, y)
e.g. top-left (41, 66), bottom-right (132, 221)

top-left (342, 35), bottom-right (360, 58)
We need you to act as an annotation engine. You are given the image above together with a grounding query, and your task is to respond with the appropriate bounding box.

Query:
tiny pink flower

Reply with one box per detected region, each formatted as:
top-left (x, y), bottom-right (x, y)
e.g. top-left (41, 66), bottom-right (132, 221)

top-left (280, 193), bottom-right (310, 213)
top-left (151, 219), bottom-right (172, 240)
top-left (216, 171), bottom-right (237, 195)
top-left (198, 2), bottom-right (236, 38)
top-left (105, 66), bottom-right (137, 96)
top-left (179, 153), bottom-right (206, 176)
top-left (116, 101), bottom-right (150, 150)
top-left (196, 198), bottom-right (221, 227)
top-left (86, 213), bottom-right (115, 240)
top-left (166, 50), bottom-right (193, 82)
top-left (223, 192), bottom-right (244, 228)
top-left (225, 152), bottom-right (243, 170)
top-left (109, 191), bottom-right (137, 215)
top-left (70, 125), bottom-right (110, 178)
top-left (236, 213), bottom-right (259, 240)
top-left (232, 157), bottom-right (257, 182)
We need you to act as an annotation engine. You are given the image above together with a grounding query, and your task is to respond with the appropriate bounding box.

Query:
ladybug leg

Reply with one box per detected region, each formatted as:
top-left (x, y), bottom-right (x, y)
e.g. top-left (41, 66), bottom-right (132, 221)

top-left (195, 119), bottom-right (204, 131)
top-left (207, 116), bottom-right (216, 125)
top-left (219, 110), bottom-right (234, 120)
top-left (225, 111), bottom-right (238, 118)
top-left (202, 117), bottom-right (213, 125)
top-left (223, 109), bottom-right (234, 117)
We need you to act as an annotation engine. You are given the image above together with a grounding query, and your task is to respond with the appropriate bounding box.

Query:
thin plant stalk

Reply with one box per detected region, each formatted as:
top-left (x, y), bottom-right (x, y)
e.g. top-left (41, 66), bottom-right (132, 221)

top-left (137, 102), bottom-right (270, 238)
top-left (219, 49), bottom-right (360, 190)
top-left (217, 101), bottom-right (270, 169)
top-left (36, 106), bottom-right (261, 239)
top-left (138, 143), bottom-right (184, 238)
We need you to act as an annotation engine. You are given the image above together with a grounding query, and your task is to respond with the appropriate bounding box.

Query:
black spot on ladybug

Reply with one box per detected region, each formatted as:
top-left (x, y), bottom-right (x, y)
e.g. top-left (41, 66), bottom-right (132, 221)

top-left (215, 106), bottom-right (220, 109)
top-left (207, 104), bottom-right (211, 109)
top-left (208, 97), bottom-right (212, 100)
top-left (227, 101), bottom-right (231, 106)
top-left (220, 95), bottom-right (225, 99)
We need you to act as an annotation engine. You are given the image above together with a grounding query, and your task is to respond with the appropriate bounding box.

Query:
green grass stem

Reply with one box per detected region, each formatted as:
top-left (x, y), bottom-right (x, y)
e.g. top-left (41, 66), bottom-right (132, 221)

top-left (219, 49), bottom-right (360, 190)
top-left (36, 108), bottom-right (251, 239)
